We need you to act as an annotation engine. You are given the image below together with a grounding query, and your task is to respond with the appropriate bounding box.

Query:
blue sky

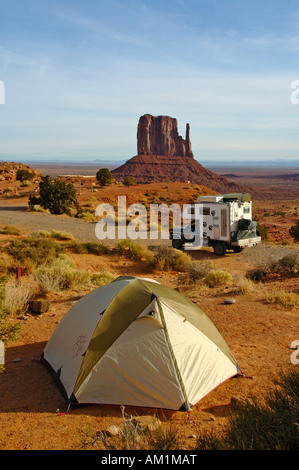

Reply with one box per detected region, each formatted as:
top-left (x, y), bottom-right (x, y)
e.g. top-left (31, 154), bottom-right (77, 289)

top-left (0, 0), bottom-right (299, 163)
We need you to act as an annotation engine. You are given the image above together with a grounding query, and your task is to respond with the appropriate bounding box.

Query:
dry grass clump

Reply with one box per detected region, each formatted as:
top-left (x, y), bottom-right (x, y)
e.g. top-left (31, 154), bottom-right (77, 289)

top-left (35, 255), bottom-right (115, 293)
top-left (265, 291), bottom-right (299, 310)
top-left (67, 241), bottom-right (109, 255)
top-left (115, 240), bottom-right (152, 262)
top-left (28, 229), bottom-right (75, 241)
top-left (90, 272), bottom-right (115, 286)
top-left (203, 269), bottom-right (232, 288)
top-left (0, 225), bottom-right (21, 236)
top-left (230, 277), bottom-right (255, 295)
top-left (34, 259), bottom-right (92, 293)
top-left (178, 260), bottom-right (214, 283)
top-left (6, 237), bottom-right (65, 273)
top-left (28, 204), bottom-right (50, 214)
top-left (145, 246), bottom-right (192, 272)
top-left (3, 280), bottom-right (38, 315)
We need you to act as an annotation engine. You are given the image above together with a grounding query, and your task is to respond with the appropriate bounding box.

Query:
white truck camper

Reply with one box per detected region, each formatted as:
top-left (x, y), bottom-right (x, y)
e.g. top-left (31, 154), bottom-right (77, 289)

top-left (170, 193), bottom-right (261, 256)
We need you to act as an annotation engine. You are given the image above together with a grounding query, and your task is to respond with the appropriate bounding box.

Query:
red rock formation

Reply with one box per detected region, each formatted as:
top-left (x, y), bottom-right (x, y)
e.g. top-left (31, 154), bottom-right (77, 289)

top-left (112, 154), bottom-right (243, 193)
top-left (112, 114), bottom-right (245, 193)
top-left (137, 114), bottom-right (193, 158)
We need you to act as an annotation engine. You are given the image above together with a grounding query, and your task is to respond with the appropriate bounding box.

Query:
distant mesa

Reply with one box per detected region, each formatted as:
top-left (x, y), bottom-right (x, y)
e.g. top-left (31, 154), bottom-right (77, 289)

top-left (112, 114), bottom-right (243, 193)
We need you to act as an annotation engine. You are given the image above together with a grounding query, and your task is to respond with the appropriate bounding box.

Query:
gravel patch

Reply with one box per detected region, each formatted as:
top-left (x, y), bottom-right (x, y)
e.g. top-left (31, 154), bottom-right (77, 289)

top-left (0, 202), bottom-right (170, 247)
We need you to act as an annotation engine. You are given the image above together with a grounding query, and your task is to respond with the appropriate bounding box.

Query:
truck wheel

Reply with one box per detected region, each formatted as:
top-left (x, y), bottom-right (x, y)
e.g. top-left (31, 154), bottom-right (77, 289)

top-left (213, 242), bottom-right (226, 256)
top-left (172, 239), bottom-right (183, 250)
top-left (233, 246), bottom-right (243, 253)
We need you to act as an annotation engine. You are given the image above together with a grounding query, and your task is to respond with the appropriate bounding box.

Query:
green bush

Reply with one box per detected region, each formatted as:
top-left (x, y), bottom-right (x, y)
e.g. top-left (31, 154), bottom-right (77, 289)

top-left (123, 176), bottom-right (135, 186)
top-left (29, 175), bottom-right (80, 215)
top-left (7, 237), bottom-right (65, 272)
top-left (16, 169), bottom-right (34, 181)
top-left (289, 220), bottom-right (299, 242)
top-left (96, 168), bottom-right (112, 186)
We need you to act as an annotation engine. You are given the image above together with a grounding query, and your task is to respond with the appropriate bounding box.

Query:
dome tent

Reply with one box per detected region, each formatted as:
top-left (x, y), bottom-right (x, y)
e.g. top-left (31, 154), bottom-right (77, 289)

top-left (41, 276), bottom-right (241, 411)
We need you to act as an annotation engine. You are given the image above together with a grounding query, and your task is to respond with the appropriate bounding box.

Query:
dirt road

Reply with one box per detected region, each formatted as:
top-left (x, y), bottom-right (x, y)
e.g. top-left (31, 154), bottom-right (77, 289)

top-left (0, 203), bottom-right (102, 242)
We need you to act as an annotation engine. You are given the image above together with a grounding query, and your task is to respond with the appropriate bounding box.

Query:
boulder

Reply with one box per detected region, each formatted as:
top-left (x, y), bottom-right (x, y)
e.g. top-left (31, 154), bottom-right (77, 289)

top-left (29, 300), bottom-right (50, 315)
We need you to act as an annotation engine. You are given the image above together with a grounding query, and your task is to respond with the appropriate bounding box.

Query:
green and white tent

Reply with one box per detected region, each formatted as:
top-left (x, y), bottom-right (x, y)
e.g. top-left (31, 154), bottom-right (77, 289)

top-left (41, 276), bottom-right (241, 411)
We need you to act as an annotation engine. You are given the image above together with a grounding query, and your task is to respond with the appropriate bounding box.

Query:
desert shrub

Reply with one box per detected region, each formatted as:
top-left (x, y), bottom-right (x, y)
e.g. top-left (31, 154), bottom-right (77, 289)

top-left (3, 280), bottom-right (38, 316)
top-left (0, 276), bottom-right (21, 367)
top-left (16, 169), bottom-right (34, 181)
top-left (7, 237), bottom-right (65, 272)
top-left (28, 229), bottom-right (75, 241)
top-left (91, 272), bottom-right (115, 286)
top-left (123, 176), bottom-right (135, 186)
top-left (256, 221), bottom-right (268, 240)
top-left (289, 220), bottom-right (299, 242)
top-left (145, 246), bottom-right (191, 272)
top-left (231, 277), bottom-right (255, 295)
top-left (67, 242), bottom-right (109, 255)
top-left (28, 175), bottom-right (80, 215)
top-left (19, 180), bottom-right (32, 187)
top-left (195, 367), bottom-right (299, 450)
top-left (76, 211), bottom-right (98, 222)
top-left (182, 260), bottom-right (213, 282)
top-left (29, 204), bottom-right (50, 214)
top-left (0, 225), bottom-right (21, 236)
top-left (35, 260), bottom-right (92, 292)
top-left (116, 240), bottom-right (152, 262)
top-left (3, 187), bottom-right (14, 194)
top-left (203, 269), bottom-right (232, 288)
top-left (248, 251), bottom-right (299, 281)
top-left (265, 291), bottom-right (299, 310)
top-left (96, 168), bottom-right (112, 186)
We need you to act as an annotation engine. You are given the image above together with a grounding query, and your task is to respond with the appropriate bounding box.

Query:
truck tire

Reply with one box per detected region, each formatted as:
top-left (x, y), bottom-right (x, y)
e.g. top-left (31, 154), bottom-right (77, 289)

top-left (233, 246), bottom-right (243, 253)
top-left (213, 242), bottom-right (226, 256)
top-left (172, 239), bottom-right (183, 250)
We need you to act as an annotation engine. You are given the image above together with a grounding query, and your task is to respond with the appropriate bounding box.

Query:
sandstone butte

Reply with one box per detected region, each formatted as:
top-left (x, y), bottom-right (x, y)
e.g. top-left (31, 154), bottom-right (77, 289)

top-left (112, 114), bottom-right (244, 193)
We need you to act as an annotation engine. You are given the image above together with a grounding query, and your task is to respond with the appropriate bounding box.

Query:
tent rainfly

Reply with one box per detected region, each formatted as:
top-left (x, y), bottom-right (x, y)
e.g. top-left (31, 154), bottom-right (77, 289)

top-left (41, 276), bottom-right (241, 411)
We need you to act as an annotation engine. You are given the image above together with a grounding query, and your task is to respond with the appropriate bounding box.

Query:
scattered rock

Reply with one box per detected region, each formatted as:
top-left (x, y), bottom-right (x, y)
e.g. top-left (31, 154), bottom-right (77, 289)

top-left (132, 415), bottom-right (162, 432)
top-left (13, 358), bottom-right (22, 363)
top-left (105, 425), bottom-right (121, 436)
top-left (224, 298), bottom-right (235, 305)
top-left (29, 300), bottom-right (50, 315)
